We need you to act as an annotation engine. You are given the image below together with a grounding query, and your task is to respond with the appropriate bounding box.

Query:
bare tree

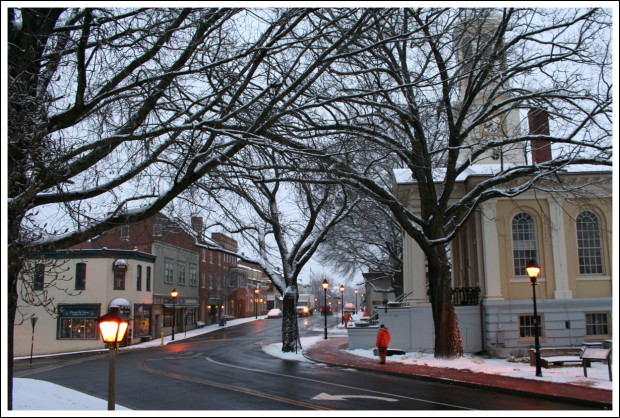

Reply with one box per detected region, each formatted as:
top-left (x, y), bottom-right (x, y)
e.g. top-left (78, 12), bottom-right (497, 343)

top-left (6, 7), bottom-right (377, 407)
top-left (317, 192), bottom-right (403, 295)
top-left (277, 8), bottom-right (612, 358)
top-left (194, 145), bottom-right (359, 352)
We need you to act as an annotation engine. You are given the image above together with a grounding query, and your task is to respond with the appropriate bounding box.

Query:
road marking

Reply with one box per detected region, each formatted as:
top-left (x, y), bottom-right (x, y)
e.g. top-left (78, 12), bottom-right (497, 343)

top-left (137, 360), bottom-right (331, 410)
top-left (205, 357), bottom-right (474, 409)
top-left (312, 392), bottom-right (398, 402)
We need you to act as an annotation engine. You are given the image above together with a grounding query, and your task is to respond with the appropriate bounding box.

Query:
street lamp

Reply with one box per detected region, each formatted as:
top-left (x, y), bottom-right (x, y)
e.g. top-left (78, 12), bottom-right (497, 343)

top-left (322, 279), bottom-right (329, 339)
top-left (255, 288), bottom-right (259, 319)
top-left (354, 289), bottom-right (358, 314)
top-left (97, 306), bottom-right (130, 410)
top-left (526, 260), bottom-right (543, 377)
top-left (171, 288), bottom-right (178, 341)
top-left (340, 285), bottom-right (345, 325)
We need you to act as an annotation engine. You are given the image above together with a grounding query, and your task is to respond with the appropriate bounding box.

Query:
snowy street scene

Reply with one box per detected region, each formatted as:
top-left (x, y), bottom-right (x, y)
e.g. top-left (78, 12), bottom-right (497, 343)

top-left (5, 4), bottom-right (616, 415)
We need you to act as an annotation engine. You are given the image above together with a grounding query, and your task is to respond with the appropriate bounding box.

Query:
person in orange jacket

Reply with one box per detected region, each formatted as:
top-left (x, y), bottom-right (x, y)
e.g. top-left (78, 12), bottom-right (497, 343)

top-left (343, 311), bottom-right (352, 327)
top-left (376, 324), bottom-right (391, 364)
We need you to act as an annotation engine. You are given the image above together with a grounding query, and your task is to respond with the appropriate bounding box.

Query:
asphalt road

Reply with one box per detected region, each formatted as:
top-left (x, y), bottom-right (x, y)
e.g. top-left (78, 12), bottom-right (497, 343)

top-left (14, 315), bottom-right (600, 411)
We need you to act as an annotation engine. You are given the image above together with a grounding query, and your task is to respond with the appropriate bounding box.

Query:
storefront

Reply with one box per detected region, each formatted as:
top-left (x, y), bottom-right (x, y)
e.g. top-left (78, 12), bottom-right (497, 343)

top-left (134, 303), bottom-right (152, 341)
top-left (57, 303), bottom-right (101, 340)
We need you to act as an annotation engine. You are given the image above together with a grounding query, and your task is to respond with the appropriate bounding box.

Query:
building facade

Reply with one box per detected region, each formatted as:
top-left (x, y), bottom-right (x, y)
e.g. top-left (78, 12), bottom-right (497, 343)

top-left (394, 164), bottom-right (612, 355)
top-left (14, 249), bottom-right (155, 357)
top-left (72, 214), bottom-right (201, 339)
top-left (386, 11), bottom-right (612, 356)
top-left (197, 231), bottom-right (239, 324)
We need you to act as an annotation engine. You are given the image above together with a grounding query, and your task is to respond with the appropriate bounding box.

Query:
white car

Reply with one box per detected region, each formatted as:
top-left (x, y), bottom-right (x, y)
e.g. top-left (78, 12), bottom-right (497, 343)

top-left (267, 308), bottom-right (283, 318)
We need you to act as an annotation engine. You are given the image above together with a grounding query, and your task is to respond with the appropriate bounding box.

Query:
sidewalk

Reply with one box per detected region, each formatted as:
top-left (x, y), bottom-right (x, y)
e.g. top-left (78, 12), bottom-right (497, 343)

top-left (303, 336), bottom-right (613, 408)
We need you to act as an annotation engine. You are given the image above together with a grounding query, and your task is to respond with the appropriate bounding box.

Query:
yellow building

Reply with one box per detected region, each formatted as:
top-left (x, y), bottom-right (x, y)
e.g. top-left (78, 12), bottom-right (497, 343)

top-left (390, 10), bottom-right (612, 356)
top-left (395, 162), bottom-right (612, 355)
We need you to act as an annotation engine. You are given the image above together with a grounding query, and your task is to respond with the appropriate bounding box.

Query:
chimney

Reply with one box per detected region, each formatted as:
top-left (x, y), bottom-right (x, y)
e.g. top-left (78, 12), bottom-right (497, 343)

top-left (528, 108), bottom-right (553, 163)
top-left (191, 216), bottom-right (203, 234)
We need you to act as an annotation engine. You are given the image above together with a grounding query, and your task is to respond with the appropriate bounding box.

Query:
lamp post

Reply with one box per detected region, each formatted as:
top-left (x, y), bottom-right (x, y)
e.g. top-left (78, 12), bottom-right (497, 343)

top-left (354, 289), bottom-right (358, 314)
top-left (255, 288), bottom-right (259, 319)
top-left (339, 285), bottom-right (345, 324)
top-left (322, 279), bottom-right (329, 339)
top-left (171, 288), bottom-right (178, 341)
top-left (526, 260), bottom-right (543, 377)
top-left (29, 316), bottom-right (38, 367)
top-left (97, 307), bottom-right (130, 410)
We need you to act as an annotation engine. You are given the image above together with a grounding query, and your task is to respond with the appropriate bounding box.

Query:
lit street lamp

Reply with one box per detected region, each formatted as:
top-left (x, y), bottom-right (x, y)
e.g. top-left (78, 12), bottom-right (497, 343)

top-left (171, 288), bottom-right (178, 341)
top-left (526, 260), bottom-right (543, 377)
top-left (354, 289), bottom-right (358, 314)
top-left (322, 279), bottom-right (329, 339)
top-left (255, 288), bottom-right (259, 319)
top-left (340, 285), bottom-right (345, 325)
top-left (97, 306), bottom-right (130, 410)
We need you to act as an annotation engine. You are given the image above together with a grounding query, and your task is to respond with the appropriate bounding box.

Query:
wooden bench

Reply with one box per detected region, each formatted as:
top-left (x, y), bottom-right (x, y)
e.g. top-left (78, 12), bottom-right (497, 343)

top-left (581, 347), bottom-right (612, 380)
top-left (529, 347), bottom-right (583, 368)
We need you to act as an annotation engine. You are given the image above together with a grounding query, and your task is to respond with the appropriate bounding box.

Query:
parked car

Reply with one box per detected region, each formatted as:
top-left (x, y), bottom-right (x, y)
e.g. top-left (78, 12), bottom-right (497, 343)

top-left (319, 306), bottom-right (333, 315)
top-left (267, 308), bottom-right (283, 318)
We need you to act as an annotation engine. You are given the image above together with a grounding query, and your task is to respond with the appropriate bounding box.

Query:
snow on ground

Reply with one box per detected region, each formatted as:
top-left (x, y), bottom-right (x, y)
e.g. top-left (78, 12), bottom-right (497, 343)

top-left (7, 315), bottom-right (615, 412)
top-left (262, 321), bottom-right (614, 391)
top-left (11, 378), bottom-right (131, 411)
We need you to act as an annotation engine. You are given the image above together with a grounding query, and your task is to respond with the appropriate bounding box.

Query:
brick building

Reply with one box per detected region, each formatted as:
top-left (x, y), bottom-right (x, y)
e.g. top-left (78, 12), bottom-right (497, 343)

top-left (73, 214), bottom-right (200, 339)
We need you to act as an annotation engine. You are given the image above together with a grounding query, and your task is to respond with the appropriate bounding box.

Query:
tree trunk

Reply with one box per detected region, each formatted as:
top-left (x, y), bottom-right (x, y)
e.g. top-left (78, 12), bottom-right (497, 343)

top-left (7, 245), bottom-right (21, 410)
top-left (281, 290), bottom-right (300, 353)
top-left (427, 246), bottom-right (464, 359)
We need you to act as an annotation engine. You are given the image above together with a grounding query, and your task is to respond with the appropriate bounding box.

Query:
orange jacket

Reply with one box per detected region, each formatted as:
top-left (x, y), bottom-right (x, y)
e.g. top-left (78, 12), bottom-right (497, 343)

top-left (376, 328), bottom-right (390, 348)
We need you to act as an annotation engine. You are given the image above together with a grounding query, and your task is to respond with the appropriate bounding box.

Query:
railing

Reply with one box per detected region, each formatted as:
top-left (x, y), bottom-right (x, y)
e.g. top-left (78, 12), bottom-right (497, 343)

top-left (367, 312), bottom-right (379, 325)
top-left (451, 286), bottom-right (481, 306)
top-left (394, 291), bottom-right (413, 303)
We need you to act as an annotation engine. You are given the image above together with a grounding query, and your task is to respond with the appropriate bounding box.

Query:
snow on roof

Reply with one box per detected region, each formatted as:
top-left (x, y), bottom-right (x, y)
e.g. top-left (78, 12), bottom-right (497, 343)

top-left (109, 298), bottom-right (131, 308)
top-left (393, 163), bottom-right (612, 184)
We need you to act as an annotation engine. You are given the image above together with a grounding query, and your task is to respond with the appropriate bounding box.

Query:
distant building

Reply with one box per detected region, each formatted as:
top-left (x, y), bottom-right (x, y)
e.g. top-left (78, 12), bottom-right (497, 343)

top-left (361, 271), bottom-right (395, 315)
top-left (197, 230), bottom-right (238, 324)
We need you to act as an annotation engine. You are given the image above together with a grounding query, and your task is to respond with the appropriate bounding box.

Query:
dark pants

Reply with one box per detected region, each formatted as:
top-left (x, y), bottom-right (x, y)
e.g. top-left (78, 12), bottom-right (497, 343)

top-left (378, 346), bottom-right (388, 364)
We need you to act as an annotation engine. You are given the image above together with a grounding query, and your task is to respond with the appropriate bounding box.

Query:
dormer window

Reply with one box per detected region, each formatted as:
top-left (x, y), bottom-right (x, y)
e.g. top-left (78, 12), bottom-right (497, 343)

top-left (113, 259), bottom-right (127, 290)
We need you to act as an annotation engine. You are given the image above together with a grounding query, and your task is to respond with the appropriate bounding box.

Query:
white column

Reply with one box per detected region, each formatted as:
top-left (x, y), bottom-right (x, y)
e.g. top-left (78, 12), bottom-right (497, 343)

top-left (548, 198), bottom-right (573, 299)
top-left (480, 201), bottom-right (504, 301)
top-left (403, 233), bottom-right (431, 306)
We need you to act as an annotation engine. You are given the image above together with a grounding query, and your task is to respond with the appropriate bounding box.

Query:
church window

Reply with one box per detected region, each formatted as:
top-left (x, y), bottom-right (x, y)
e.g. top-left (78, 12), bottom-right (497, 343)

top-left (576, 211), bottom-right (603, 274)
top-left (512, 212), bottom-right (537, 276)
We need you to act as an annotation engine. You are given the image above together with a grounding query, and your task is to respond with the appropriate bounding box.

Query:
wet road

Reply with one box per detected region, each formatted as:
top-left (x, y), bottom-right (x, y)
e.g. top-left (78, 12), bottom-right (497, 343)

top-left (14, 315), bottom-right (601, 410)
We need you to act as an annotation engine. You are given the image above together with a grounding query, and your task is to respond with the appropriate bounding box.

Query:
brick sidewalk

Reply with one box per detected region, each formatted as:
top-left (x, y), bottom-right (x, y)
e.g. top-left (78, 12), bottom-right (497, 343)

top-left (303, 337), bottom-right (612, 408)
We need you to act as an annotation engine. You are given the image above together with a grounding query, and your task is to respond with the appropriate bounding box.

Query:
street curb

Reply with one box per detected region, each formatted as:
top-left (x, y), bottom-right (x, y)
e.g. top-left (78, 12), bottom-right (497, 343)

top-left (302, 340), bottom-right (612, 409)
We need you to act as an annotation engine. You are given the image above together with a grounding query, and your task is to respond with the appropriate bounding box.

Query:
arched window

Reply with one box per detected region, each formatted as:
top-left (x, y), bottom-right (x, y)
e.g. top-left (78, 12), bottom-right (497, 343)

top-left (576, 211), bottom-right (603, 274)
top-left (512, 212), bottom-right (537, 276)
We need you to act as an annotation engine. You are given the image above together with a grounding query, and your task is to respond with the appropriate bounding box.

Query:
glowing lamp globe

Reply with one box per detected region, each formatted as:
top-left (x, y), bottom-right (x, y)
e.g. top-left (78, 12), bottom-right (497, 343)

top-left (525, 260), bottom-right (541, 283)
top-left (98, 307), bottom-right (130, 345)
